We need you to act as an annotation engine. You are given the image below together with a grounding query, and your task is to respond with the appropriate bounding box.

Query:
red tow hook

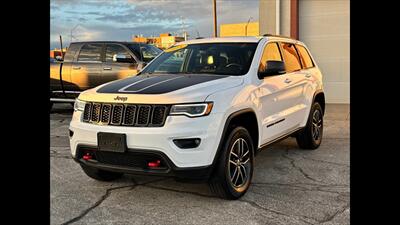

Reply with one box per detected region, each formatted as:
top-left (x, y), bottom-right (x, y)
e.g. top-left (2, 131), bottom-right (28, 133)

top-left (148, 160), bottom-right (161, 168)
top-left (83, 153), bottom-right (92, 161)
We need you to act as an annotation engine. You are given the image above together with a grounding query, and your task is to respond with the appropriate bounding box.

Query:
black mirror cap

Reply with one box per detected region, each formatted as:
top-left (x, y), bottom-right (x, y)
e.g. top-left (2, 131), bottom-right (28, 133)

top-left (258, 60), bottom-right (286, 78)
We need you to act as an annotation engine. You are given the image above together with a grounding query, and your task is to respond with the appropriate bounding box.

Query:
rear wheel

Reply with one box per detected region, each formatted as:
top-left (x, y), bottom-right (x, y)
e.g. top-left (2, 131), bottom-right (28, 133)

top-left (296, 102), bottom-right (323, 149)
top-left (209, 127), bottom-right (254, 199)
top-left (80, 164), bottom-right (123, 181)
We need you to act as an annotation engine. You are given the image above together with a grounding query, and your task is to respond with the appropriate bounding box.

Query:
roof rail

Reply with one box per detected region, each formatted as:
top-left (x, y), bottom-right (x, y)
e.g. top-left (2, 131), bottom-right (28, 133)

top-left (262, 34), bottom-right (294, 39)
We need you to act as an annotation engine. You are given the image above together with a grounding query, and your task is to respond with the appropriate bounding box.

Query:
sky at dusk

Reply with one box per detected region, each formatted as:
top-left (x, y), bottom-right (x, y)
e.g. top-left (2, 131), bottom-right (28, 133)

top-left (50, 0), bottom-right (259, 49)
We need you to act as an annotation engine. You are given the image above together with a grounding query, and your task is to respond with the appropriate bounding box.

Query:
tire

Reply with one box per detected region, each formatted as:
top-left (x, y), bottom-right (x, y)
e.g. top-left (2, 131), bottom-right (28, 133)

top-left (296, 102), bottom-right (323, 150)
top-left (209, 127), bottom-right (254, 199)
top-left (80, 164), bottom-right (123, 181)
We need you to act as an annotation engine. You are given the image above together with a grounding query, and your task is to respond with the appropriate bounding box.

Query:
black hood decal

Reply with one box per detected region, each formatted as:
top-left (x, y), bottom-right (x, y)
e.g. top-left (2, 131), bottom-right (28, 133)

top-left (97, 74), bottom-right (228, 94)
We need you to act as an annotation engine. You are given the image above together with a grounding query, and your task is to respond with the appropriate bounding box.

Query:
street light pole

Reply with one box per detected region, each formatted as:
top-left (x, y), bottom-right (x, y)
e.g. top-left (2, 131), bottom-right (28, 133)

top-left (212, 0), bottom-right (217, 37)
top-left (245, 16), bottom-right (253, 36)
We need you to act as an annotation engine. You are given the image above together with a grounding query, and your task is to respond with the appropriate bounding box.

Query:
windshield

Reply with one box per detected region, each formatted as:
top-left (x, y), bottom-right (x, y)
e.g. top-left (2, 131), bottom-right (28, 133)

top-left (128, 44), bottom-right (162, 62)
top-left (141, 43), bottom-right (258, 76)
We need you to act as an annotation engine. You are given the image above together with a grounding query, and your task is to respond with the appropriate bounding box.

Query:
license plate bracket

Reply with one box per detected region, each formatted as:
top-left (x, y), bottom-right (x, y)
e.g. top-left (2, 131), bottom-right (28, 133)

top-left (97, 132), bottom-right (127, 153)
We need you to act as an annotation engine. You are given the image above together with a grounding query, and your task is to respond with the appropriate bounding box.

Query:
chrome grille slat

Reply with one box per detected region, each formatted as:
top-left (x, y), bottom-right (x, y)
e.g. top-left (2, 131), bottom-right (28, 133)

top-left (83, 103), bottom-right (92, 122)
top-left (136, 105), bottom-right (151, 126)
top-left (82, 102), bottom-right (168, 127)
top-left (123, 105), bottom-right (136, 126)
top-left (91, 103), bottom-right (101, 122)
top-left (111, 105), bottom-right (124, 125)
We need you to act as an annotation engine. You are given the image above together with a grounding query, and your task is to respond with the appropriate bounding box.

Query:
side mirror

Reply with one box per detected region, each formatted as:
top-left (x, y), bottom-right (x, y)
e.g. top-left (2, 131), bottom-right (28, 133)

top-left (113, 54), bottom-right (133, 63)
top-left (259, 60), bottom-right (285, 78)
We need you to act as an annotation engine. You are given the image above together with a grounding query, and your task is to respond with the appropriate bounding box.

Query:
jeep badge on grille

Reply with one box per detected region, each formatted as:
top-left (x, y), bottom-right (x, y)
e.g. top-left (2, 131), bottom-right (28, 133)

top-left (114, 96), bottom-right (128, 102)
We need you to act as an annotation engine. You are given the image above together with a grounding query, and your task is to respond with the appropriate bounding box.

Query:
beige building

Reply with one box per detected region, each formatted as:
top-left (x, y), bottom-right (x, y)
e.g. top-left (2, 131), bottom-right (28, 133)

top-left (260, 0), bottom-right (349, 103)
top-left (220, 22), bottom-right (259, 37)
top-left (133, 33), bottom-right (185, 50)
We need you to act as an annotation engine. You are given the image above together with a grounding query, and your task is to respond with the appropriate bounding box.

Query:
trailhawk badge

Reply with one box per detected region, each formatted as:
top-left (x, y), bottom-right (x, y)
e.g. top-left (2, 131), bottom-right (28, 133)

top-left (114, 96), bottom-right (128, 102)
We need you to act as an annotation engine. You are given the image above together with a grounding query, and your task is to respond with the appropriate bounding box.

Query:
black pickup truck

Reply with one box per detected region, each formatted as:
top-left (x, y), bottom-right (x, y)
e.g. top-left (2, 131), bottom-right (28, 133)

top-left (50, 41), bottom-right (162, 109)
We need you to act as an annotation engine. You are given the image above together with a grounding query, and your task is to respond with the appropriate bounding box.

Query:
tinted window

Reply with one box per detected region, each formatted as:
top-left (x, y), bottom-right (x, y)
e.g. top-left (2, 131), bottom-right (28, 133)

top-left (105, 44), bottom-right (133, 62)
top-left (296, 45), bottom-right (314, 68)
top-left (141, 43), bottom-right (258, 76)
top-left (128, 44), bottom-right (162, 62)
top-left (77, 43), bottom-right (102, 62)
top-left (258, 42), bottom-right (283, 73)
top-left (280, 43), bottom-right (302, 72)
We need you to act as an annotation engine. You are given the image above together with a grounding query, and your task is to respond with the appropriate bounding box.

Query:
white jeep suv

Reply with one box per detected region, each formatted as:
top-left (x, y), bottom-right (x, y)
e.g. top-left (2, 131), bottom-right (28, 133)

top-left (69, 35), bottom-right (325, 199)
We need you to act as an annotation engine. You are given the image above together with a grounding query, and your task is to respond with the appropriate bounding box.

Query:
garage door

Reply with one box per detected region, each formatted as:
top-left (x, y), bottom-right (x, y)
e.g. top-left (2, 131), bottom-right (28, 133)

top-left (299, 0), bottom-right (349, 103)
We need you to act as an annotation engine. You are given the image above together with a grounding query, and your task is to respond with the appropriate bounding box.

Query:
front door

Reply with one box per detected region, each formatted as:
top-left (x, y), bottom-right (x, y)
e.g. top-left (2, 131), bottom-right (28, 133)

top-left (257, 42), bottom-right (296, 144)
top-left (70, 43), bottom-right (103, 94)
top-left (102, 43), bottom-right (139, 82)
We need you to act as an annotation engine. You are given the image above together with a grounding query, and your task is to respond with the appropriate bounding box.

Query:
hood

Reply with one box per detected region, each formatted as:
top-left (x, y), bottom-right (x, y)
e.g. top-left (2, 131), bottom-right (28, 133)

top-left (78, 74), bottom-right (243, 104)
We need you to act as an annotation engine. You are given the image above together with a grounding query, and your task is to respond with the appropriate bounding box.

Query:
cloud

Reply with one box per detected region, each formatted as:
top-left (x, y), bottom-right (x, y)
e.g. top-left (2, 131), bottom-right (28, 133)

top-left (50, 0), bottom-right (260, 49)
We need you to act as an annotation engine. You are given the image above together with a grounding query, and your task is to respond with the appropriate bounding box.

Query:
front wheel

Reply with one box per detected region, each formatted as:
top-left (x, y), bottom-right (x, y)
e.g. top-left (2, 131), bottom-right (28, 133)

top-left (296, 102), bottom-right (323, 149)
top-left (209, 127), bottom-right (254, 199)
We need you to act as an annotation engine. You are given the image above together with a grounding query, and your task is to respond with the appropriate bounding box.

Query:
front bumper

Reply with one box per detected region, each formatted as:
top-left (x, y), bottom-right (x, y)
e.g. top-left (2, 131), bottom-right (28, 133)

top-left (74, 145), bottom-right (213, 180)
top-left (69, 110), bottom-right (225, 169)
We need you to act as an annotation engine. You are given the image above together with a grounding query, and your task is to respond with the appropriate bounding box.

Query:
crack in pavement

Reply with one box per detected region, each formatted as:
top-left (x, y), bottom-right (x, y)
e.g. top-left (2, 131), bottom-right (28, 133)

top-left (282, 152), bottom-right (323, 183)
top-left (251, 182), bottom-right (349, 195)
top-left (142, 182), bottom-right (319, 225)
top-left (292, 154), bottom-right (350, 168)
top-left (319, 203), bottom-right (350, 224)
top-left (143, 183), bottom-right (217, 199)
top-left (239, 198), bottom-right (318, 225)
top-left (60, 177), bottom-right (168, 225)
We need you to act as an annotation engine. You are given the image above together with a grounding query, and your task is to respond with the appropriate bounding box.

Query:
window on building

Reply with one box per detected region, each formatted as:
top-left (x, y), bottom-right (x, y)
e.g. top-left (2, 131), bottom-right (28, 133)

top-left (258, 42), bottom-right (283, 73)
top-left (105, 44), bottom-right (133, 63)
top-left (296, 45), bottom-right (314, 69)
top-left (77, 43), bottom-right (102, 62)
top-left (280, 42), bottom-right (302, 72)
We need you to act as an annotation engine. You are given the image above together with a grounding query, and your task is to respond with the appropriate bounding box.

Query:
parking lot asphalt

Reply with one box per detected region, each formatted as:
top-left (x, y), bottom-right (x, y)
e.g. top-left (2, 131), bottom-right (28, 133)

top-left (51, 103), bottom-right (349, 225)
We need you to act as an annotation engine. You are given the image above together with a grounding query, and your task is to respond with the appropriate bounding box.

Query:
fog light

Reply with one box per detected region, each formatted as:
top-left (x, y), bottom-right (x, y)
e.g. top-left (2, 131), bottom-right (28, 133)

top-left (148, 160), bottom-right (161, 168)
top-left (69, 129), bottom-right (74, 138)
top-left (173, 138), bottom-right (201, 149)
top-left (83, 153), bottom-right (92, 161)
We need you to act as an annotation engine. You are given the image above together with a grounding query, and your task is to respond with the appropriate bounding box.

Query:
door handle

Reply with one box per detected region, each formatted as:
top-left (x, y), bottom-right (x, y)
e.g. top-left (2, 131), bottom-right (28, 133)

top-left (72, 66), bottom-right (81, 70)
top-left (103, 67), bottom-right (112, 70)
top-left (284, 78), bottom-right (292, 84)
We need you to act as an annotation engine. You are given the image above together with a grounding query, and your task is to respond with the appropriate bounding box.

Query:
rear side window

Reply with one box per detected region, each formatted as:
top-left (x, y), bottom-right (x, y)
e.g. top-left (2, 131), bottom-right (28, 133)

top-left (105, 44), bottom-right (133, 62)
top-left (296, 45), bottom-right (314, 68)
top-left (280, 42), bottom-right (302, 72)
top-left (258, 42), bottom-right (283, 73)
top-left (63, 43), bottom-right (80, 62)
top-left (77, 43), bottom-right (102, 62)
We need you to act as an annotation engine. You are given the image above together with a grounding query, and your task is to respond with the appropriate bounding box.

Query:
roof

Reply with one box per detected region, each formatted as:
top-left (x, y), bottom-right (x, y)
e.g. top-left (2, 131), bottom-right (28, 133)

top-left (175, 35), bottom-right (301, 46)
top-left (70, 41), bottom-right (143, 45)
top-left (177, 36), bottom-right (263, 45)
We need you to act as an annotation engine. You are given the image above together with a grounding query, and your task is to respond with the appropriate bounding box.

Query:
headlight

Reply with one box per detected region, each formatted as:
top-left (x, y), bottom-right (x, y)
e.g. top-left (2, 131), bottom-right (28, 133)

top-left (74, 99), bottom-right (86, 111)
top-left (170, 102), bottom-right (213, 117)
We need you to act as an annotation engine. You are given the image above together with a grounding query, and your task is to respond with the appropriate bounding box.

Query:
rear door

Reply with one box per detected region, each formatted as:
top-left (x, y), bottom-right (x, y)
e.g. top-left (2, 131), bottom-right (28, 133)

top-left (102, 43), bottom-right (139, 82)
top-left (296, 44), bottom-right (319, 115)
top-left (70, 43), bottom-right (103, 93)
top-left (278, 42), bottom-right (308, 129)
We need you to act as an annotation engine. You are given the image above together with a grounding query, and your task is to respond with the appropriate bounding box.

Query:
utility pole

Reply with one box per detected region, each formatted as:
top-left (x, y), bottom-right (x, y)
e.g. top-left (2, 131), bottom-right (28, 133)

top-left (59, 35), bottom-right (64, 60)
top-left (212, 0), bottom-right (217, 37)
top-left (245, 16), bottom-right (253, 36)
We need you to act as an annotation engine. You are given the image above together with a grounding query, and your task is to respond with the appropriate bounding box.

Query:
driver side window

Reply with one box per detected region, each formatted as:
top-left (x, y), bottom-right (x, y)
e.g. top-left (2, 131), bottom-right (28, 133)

top-left (258, 42), bottom-right (283, 73)
top-left (105, 44), bottom-right (134, 63)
